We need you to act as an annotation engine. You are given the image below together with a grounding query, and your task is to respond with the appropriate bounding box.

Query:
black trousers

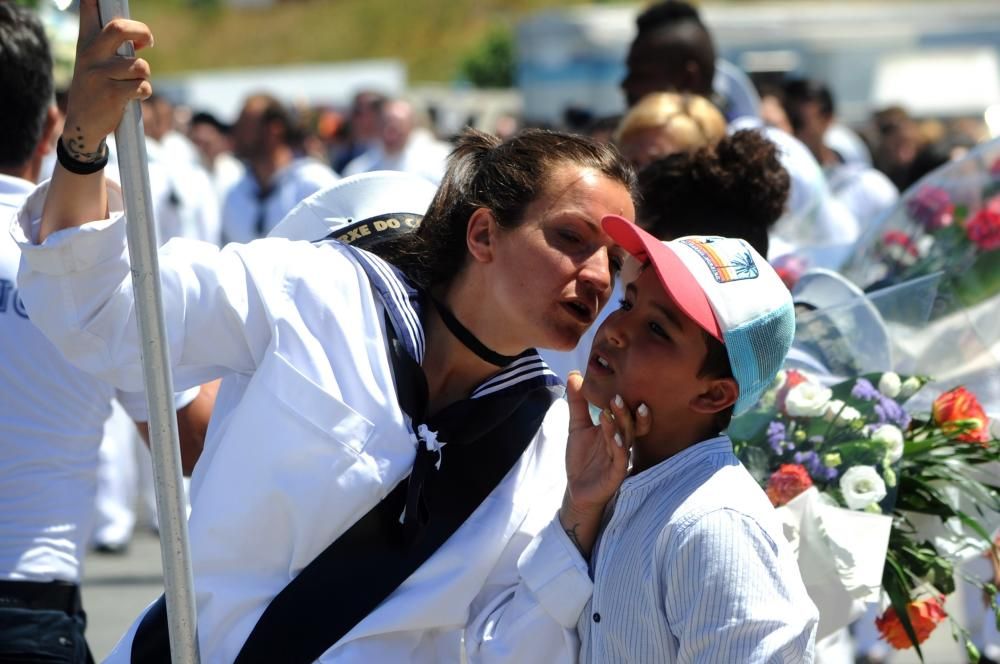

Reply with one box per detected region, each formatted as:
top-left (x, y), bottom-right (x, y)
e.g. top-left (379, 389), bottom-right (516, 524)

top-left (0, 580), bottom-right (94, 664)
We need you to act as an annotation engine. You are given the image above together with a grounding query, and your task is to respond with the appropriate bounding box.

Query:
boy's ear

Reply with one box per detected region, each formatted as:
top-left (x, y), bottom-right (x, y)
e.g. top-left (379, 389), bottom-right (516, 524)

top-left (689, 377), bottom-right (739, 415)
top-left (466, 207), bottom-right (497, 264)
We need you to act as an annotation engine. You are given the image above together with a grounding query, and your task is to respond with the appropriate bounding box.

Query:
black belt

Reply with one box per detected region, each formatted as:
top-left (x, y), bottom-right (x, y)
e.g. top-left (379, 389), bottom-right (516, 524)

top-left (0, 579), bottom-right (83, 614)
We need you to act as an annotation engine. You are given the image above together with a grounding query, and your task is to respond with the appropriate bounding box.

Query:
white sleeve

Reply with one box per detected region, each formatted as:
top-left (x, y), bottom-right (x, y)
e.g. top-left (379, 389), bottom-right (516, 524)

top-left (12, 179), bottom-right (274, 393)
top-left (464, 515), bottom-right (594, 664)
top-left (115, 385), bottom-right (201, 422)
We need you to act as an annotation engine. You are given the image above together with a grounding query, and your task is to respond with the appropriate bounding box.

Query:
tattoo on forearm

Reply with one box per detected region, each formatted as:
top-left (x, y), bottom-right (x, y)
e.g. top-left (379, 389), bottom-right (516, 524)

top-left (565, 522), bottom-right (584, 553)
top-left (65, 127), bottom-right (107, 163)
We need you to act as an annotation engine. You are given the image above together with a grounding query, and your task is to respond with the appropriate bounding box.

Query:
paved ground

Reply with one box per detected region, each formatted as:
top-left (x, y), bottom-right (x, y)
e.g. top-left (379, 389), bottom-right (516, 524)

top-left (81, 531), bottom-right (976, 663)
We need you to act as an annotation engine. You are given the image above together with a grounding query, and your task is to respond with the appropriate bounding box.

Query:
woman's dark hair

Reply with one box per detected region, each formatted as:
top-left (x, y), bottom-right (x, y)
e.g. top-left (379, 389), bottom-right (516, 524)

top-left (636, 129), bottom-right (790, 256)
top-left (375, 128), bottom-right (636, 289)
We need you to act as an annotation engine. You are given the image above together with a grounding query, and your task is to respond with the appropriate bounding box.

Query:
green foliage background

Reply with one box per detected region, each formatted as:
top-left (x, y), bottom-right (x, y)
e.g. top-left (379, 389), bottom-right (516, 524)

top-left (117, 0), bottom-right (594, 84)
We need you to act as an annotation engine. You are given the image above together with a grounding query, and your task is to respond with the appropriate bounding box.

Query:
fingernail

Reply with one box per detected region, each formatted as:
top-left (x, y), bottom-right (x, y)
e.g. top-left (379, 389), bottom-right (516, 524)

top-left (638, 403), bottom-right (649, 417)
top-left (568, 370), bottom-right (582, 378)
top-left (614, 433), bottom-right (623, 448)
top-left (613, 394), bottom-right (624, 409)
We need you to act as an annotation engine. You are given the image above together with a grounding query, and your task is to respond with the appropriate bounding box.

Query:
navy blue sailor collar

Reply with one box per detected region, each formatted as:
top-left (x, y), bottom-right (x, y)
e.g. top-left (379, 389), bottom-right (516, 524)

top-left (337, 242), bottom-right (565, 400)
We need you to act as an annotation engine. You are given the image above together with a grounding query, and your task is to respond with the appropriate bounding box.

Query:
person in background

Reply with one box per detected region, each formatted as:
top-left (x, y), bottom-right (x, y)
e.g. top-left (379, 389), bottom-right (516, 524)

top-left (621, 0), bottom-right (858, 276)
top-left (188, 110), bottom-right (244, 205)
top-left (613, 92), bottom-right (726, 170)
top-left (221, 93), bottom-right (338, 243)
top-left (782, 78), bottom-right (898, 237)
top-left (343, 97), bottom-right (451, 185)
top-left (870, 106), bottom-right (922, 192)
top-left (332, 90), bottom-right (386, 174)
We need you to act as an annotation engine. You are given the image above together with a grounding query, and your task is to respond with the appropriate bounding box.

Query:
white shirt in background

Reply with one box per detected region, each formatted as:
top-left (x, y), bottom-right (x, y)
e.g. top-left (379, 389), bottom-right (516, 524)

top-left (343, 130), bottom-right (451, 185)
top-left (221, 158), bottom-right (338, 243)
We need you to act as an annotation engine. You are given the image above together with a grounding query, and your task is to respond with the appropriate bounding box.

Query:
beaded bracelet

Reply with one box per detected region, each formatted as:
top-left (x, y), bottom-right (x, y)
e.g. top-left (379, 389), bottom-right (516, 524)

top-left (56, 137), bottom-right (109, 175)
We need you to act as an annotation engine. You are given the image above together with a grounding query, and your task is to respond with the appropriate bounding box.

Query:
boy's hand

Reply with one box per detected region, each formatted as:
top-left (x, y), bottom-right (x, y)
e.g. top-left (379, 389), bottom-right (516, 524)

top-left (559, 371), bottom-right (651, 557)
top-left (63, 0), bottom-right (154, 157)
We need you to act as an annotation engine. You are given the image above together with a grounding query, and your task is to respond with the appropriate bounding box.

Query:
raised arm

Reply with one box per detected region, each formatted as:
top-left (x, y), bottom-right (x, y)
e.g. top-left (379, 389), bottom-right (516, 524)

top-left (39, 0), bottom-right (153, 242)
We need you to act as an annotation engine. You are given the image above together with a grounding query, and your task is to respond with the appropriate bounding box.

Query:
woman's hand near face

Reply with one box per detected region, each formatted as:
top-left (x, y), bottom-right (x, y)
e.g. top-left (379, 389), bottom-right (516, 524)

top-left (40, 0), bottom-right (154, 242)
top-left (558, 371), bottom-right (650, 558)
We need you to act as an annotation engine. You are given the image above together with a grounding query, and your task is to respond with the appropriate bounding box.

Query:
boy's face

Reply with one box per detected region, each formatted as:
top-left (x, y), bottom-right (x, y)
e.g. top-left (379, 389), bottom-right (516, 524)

top-left (581, 268), bottom-right (715, 430)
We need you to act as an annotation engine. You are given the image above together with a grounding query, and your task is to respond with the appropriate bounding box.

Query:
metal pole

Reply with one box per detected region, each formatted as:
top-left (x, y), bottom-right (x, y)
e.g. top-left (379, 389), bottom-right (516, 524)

top-left (96, 2), bottom-right (200, 661)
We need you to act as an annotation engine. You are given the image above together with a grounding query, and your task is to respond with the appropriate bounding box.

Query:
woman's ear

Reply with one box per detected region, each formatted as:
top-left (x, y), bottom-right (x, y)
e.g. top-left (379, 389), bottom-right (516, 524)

top-left (466, 207), bottom-right (497, 264)
top-left (689, 377), bottom-right (739, 415)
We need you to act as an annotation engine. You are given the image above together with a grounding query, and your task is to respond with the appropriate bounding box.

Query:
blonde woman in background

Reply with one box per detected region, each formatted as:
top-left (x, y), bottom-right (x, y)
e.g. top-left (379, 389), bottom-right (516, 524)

top-left (614, 92), bottom-right (727, 169)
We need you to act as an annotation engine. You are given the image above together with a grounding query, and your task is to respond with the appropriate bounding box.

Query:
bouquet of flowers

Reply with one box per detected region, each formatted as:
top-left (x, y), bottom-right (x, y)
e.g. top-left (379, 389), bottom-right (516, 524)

top-left (731, 350), bottom-right (1000, 659)
top-left (843, 136), bottom-right (1000, 310)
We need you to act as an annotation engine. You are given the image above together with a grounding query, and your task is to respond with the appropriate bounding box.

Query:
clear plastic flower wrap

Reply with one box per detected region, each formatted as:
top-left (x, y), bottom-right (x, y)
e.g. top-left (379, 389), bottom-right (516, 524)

top-left (729, 271), bottom-right (1000, 661)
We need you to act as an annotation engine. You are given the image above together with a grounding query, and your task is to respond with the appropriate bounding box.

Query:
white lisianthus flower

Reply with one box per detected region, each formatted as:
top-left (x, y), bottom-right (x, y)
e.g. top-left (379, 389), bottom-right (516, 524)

top-left (824, 399), bottom-right (862, 423)
top-left (785, 383), bottom-right (833, 417)
top-left (878, 372), bottom-right (901, 398)
top-left (898, 376), bottom-right (922, 400)
top-left (840, 466), bottom-right (888, 510)
top-left (871, 424), bottom-right (905, 463)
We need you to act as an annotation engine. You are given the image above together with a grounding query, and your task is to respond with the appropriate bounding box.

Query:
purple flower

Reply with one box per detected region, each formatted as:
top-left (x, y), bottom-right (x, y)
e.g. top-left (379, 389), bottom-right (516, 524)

top-left (823, 466), bottom-right (839, 481)
top-left (906, 185), bottom-right (954, 231)
top-left (766, 421), bottom-right (786, 454)
top-left (875, 395), bottom-right (911, 429)
top-left (851, 378), bottom-right (880, 401)
top-left (793, 450), bottom-right (823, 477)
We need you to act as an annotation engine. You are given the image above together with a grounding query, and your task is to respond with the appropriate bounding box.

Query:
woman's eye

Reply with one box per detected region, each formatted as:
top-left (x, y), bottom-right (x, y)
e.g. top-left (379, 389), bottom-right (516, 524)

top-left (559, 230), bottom-right (582, 245)
top-left (649, 321), bottom-right (669, 339)
top-left (617, 297), bottom-right (633, 311)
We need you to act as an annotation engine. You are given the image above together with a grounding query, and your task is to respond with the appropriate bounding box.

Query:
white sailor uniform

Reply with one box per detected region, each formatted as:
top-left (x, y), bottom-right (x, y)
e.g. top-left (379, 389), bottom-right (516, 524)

top-left (13, 181), bottom-right (596, 663)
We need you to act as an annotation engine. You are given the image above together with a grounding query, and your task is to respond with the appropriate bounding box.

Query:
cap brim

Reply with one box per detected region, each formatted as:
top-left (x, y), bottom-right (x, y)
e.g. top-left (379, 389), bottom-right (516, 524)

top-left (602, 215), bottom-right (723, 340)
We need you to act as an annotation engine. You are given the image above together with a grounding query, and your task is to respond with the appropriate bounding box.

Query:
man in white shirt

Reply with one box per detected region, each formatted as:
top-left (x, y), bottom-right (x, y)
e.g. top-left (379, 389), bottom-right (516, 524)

top-left (343, 98), bottom-right (451, 185)
top-left (221, 93), bottom-right (338, 243)
top-left (783, 79), bottom-right (899, 238)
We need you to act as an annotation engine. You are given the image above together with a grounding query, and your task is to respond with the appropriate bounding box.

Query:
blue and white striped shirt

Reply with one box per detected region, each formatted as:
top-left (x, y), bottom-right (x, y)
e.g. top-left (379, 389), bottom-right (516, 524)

top-left (578, 436), bottom-right (818, 663)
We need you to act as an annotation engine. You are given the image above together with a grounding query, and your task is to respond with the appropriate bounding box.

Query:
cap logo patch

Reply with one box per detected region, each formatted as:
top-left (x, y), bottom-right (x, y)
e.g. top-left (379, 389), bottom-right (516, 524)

top-left (680, 237), bottom-right (759, 283)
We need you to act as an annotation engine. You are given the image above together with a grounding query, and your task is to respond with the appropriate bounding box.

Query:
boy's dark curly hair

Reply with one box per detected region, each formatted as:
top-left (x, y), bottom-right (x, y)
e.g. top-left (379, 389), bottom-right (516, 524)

top-left (636, 129), bottom-right (790, 256)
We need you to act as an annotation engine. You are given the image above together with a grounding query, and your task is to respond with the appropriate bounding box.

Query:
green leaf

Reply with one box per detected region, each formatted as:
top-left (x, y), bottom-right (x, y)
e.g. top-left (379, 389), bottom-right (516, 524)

top-left (883, 555), bottom-right (925, 659)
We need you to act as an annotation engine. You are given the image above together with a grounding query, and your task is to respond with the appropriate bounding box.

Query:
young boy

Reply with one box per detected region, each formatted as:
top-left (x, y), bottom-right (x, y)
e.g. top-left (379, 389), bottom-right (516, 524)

top-left (575, 216), bottom-right (818, 662)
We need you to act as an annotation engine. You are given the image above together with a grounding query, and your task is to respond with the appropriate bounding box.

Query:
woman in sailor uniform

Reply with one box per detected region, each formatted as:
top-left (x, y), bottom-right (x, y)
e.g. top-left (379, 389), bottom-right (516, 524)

top-left (14, 8), bottom-right (641, 663)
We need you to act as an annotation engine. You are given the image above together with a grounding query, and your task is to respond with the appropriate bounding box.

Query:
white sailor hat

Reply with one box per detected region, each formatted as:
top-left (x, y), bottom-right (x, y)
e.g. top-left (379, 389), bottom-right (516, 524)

top-left (268, 170), bottom-right (438, 248)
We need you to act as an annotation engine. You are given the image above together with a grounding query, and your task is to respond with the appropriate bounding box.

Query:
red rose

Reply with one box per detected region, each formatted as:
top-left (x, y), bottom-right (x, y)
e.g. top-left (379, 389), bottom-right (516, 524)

top-left (775, 370), bottom-right (808, 414)
top-left (965, 195), bottom-right (1000, 251)
top-left (932, 386), bottom-right (991, 444)
top-left (765, 464), bottom-right (813, 507)
top-left (875, 596), bottom-right (947, 649)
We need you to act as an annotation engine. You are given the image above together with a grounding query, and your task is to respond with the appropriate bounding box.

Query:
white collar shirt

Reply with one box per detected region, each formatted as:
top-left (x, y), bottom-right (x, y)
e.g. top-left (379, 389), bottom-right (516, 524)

top-left (13, 181), bottom-right (595, 663)
top-left (578, 436), bottom-right (818, 663)
top-left (221, 157), bottom-right (339, 244)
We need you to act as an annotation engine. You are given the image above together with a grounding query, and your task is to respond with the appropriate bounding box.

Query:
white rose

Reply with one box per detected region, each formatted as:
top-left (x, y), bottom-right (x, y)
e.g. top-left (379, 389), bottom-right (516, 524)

top-left (824, 399), bottom-right (862, 423)
top-left (898, 376), bottom-right (922, 399)
top-left (871, 424), bottom-right (905, 463)
top-left (785, 382), bottom-right (833, 418)
top-left (839, 466), bottom-right (888, 511)
top-left (878, 372), bottom-right (901, 398)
